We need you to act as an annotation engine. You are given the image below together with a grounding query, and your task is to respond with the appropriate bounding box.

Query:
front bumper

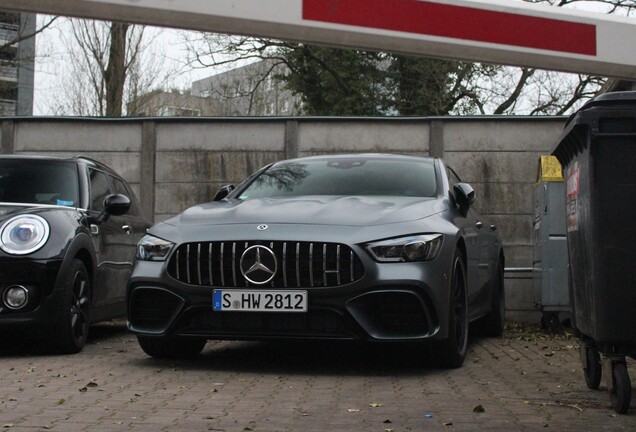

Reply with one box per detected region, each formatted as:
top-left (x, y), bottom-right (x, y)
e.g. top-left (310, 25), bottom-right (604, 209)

top-left (0, 258), bottom-right (64, 331)
top-left (127, 251), bottom-right (452, 342)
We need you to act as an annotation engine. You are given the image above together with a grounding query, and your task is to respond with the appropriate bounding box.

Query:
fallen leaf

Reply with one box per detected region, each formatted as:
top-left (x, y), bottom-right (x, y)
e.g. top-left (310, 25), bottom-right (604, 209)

top-left (347, 409), bottom-right (360, 413)
top-left (57, 399), bottom-right (65, 405)
top-left (3, 424), bottom-right (13, 428)
top-left (383, 419), bottom-right (392, 424)
top-left (443, 422), bottom-right (453, 426)
top-left (86, 381), bottom-right (98, 388)
top-left (473, 404), bottom-right (485, 413)
top-left (369, 403), bottom-right (383, 408)
top-left (79, 387), bottom-right (87, 393)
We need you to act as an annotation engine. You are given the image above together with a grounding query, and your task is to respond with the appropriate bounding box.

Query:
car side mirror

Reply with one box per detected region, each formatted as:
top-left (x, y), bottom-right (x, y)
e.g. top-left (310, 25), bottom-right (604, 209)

top-left (97, 194), bottom-right (131, 223)
top-left (213, 184), bottom-right (235, 201)
top-left (453, 183), bottom-right (475, 213)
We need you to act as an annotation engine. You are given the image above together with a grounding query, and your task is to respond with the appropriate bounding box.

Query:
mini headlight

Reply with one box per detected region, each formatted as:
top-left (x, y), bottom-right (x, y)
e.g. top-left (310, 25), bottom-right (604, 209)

top-left (0, 215), bottom-right (50, 255)
top-left (136, 235), bottom-right (174, 261)
top-left (366, 234), bottom-right (443, 262)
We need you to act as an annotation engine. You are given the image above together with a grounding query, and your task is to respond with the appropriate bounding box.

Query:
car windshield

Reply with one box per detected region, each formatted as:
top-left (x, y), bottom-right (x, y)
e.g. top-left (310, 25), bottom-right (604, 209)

top-left (0, 160), bottom-right (80, 206)
top-left (238, 157), bottom-right (437, 200)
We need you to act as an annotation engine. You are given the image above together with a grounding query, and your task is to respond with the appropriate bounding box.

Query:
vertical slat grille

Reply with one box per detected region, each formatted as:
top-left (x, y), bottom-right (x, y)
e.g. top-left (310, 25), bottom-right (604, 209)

top-left (167, 240), bottom-right (364, 288)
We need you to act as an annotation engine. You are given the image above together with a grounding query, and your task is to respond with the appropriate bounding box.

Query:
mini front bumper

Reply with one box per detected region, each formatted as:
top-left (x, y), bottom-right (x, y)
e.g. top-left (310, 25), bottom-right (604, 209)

top-left (0, 258), bottom-right (64, 331)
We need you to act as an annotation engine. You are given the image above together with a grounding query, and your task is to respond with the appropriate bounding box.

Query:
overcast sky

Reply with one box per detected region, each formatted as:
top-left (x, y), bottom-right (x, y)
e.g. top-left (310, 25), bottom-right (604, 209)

top-left (31, 1), bottom-right (624, 115)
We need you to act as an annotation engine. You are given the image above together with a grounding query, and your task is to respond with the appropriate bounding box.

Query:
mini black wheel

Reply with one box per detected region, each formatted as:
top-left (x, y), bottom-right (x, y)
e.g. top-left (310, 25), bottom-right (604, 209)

top-left (48, 259), bottom-right (91, 354)
top-left (609, 362), bottom-right (631, 414)
top-left (581, 344), bottom-right (601, 390)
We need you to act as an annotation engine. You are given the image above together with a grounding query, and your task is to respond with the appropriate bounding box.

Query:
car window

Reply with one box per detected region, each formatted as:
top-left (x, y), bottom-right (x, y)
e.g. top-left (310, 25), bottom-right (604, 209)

top-left (0, 160), bottom-right (79, 206)
top-left (89, 169), bottom-right (111, 212)
top-left (238, 158), bottom-right (437, 200)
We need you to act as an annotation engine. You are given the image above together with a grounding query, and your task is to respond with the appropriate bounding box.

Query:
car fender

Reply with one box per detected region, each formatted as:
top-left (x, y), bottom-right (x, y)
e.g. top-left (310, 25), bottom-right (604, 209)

top-left (53, 232), bottom-right (96, 293)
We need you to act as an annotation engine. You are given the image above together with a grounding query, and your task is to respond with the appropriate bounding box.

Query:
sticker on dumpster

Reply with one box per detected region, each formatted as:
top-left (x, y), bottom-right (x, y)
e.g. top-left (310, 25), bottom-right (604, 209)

top-left (566, 162), bottom-right (580, 232)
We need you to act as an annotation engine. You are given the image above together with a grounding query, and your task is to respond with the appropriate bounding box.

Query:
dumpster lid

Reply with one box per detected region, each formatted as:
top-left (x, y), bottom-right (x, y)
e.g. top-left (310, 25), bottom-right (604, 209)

top-left (564, 91), bottom-right (636, 127)
top-left (536, 155), bottom-right (563, 183)
top-left (553, 91), bottom-right (636, 167)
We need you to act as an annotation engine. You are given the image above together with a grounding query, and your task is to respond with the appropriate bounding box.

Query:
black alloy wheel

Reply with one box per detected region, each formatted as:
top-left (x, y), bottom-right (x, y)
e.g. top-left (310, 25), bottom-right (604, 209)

top-left (49, 259), bottom-right (91, 354)
top-left (437, 248), bottom-right (468, 368)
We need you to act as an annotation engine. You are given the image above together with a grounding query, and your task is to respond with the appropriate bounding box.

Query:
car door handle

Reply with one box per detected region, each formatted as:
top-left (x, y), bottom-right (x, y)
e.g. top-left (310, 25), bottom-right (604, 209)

top-left (122, 225), bottom-right (132, 235)
top-left (475, 221), bottom-right (483, 229)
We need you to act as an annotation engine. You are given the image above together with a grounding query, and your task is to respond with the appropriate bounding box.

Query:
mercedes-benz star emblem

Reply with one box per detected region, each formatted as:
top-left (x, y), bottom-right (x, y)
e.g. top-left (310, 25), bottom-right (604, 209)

top-left (240, 245), bottom-right (277, 285)
top-left (257, 224), bottom-right (268, 231)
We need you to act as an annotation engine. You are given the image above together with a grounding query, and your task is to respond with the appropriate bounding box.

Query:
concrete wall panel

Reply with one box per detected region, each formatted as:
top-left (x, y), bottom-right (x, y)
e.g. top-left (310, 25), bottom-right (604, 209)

top-left (14, 121), bottom-right (142, 152)
top-left (298, 122), bottom-right (430, 153)
top-left (156, 122), bottom-right (286, 151)
top-left (443, 119), bottom-right (565, 152)
top-left (471, 182), bottom-right (534, 215)
top-left (156, 150), bottom-right (284, 183)
top-left (154, 182), bottom-right (225, 216)
top-left (445, 151), bottom-right (541, 183)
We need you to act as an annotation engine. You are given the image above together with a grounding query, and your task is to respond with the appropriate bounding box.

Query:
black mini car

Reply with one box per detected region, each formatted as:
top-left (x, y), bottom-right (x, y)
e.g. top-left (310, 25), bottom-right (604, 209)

top-left (0, 155), bottom-right (151, 353)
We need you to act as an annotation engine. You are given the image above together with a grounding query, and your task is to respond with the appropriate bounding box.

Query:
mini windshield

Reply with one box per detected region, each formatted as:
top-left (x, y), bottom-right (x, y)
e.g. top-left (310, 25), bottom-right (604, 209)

top-left (238, 157), bottom-right (437, 200)
top-left (0, 160), bottom-right (80, 206)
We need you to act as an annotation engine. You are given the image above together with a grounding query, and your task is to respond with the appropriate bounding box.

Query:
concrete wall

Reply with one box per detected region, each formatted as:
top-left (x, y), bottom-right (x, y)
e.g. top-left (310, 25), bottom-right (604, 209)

top-left (0, 116), bottom-right (567, 320)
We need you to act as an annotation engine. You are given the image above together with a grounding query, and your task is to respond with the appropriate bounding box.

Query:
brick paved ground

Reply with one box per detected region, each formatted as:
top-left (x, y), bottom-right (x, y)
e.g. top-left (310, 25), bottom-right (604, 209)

top-left (0, 322), bottom-right (634, 431)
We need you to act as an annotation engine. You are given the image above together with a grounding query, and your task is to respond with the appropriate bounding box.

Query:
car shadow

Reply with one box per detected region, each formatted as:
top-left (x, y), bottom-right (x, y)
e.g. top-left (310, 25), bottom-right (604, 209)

top-left (86, 319), bottom-right (128, 343)
top-left (0, 319), bottom-right (129, 357)
top-left (133, 338), bottom-right (477, 377)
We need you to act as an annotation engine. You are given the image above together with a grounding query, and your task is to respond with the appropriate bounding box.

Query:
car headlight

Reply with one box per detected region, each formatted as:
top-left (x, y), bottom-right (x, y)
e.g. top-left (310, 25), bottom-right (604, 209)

top-left (136, 235), bottom-right (174, 261)
top-left (0, 215), bottom-right (50, 255)
top-left (366, 234), bottom-right (443, 262)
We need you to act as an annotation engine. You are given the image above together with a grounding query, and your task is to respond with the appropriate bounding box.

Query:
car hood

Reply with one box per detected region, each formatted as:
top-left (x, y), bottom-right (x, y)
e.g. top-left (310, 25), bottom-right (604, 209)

top-left (165, 196), bottom-right (447, 227)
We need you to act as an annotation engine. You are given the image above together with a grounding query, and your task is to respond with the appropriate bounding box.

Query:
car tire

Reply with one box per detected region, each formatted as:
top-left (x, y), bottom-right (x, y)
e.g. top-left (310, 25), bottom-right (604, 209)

top-left (137, 336), bottom-right (207, 359)
top-left (436, 248), bottom-right (468, 368)
top-left (472, 258), bottom-right (505, 337)
top-left (48, 259), bottom-right (91, 354)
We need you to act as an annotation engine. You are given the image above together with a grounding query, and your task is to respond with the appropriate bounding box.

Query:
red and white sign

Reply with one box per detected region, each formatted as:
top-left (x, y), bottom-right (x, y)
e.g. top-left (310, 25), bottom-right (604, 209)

top-left (3, 0), bottom-right (636, 78)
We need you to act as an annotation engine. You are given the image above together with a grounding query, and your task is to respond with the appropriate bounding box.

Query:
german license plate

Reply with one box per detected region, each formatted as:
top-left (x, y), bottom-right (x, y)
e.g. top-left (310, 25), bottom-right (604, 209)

top-left (213, 289), bottom-right (308, 312)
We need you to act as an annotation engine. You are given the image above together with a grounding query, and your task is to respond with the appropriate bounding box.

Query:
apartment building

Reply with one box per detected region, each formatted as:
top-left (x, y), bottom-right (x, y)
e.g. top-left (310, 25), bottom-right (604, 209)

top-left (0, 11), bottom-right (35, 116)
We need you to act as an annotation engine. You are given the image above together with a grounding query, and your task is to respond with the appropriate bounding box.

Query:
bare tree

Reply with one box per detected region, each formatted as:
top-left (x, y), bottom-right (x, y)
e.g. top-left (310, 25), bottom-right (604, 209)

top-left (179, 0), bottom-right (630, 116)
top-left (54, 18), bottom-right (171, 116)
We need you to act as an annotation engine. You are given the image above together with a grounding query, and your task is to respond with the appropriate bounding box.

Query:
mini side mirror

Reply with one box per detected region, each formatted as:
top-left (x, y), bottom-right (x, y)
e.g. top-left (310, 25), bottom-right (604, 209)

top-left (97, 194), bottom-right (131, 223)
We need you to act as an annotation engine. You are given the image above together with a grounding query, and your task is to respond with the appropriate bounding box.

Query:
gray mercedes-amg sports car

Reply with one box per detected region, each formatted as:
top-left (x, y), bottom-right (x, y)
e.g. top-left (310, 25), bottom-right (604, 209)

top-left (127, 154), bottom-right (504, 367)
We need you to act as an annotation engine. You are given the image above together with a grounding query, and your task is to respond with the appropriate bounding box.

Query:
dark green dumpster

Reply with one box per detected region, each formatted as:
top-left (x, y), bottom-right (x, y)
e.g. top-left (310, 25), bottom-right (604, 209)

top-left (553, 91), bottom-right (636, 414)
